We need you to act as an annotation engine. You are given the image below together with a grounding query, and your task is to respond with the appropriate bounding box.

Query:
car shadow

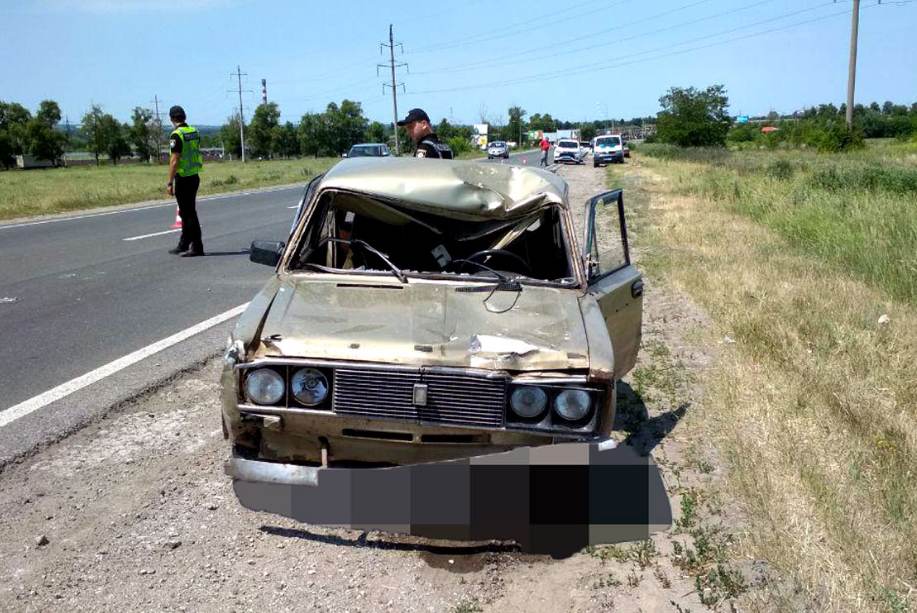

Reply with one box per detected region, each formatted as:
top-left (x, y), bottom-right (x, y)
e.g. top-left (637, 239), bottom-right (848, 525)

top-left (259, 525), bottom-right (521, 558)
top-left (202, 249), bottom-right (250, 257)
top-left (613, 380), bottom-right (689, 456)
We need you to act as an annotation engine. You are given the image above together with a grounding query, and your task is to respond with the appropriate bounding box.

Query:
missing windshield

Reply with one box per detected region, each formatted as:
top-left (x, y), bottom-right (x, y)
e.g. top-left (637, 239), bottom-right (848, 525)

top-left (290, 190), bottom-right (575, 285)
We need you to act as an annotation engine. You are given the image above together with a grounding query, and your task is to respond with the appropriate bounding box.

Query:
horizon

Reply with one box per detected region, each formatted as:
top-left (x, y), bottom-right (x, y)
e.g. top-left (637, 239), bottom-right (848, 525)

top-left (2, 0), bottom-right (915, 127)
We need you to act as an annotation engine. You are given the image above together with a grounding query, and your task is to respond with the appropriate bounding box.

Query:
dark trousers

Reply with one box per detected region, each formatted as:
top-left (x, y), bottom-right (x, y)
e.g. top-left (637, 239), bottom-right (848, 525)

top-left (540, 149), bottom-right (548, 166)
top-left (175, 174), bottom-right (202, 250)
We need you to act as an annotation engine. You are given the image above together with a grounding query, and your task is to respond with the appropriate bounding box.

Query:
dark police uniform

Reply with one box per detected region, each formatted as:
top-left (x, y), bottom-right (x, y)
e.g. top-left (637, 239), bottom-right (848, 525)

top-left (415, 133), bottom-right (453, 159)
top-left (397, 107), bottom-right (454, 159)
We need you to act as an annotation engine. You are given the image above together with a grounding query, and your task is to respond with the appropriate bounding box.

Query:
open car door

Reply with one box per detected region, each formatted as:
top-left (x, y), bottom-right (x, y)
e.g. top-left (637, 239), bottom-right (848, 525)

top-left (583, 189), bottom-right (643, 379)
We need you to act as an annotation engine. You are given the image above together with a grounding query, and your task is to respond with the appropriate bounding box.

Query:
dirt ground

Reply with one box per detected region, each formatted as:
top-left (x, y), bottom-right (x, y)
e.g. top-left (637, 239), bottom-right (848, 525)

top-left (0, 160), bottom-right (767, 612)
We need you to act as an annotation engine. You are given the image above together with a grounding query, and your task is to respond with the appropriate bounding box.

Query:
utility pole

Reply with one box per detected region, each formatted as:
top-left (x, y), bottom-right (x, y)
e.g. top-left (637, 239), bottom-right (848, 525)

top-left (229, 66), bottom-right (251, 162)
top-left (845, 0), bottom-right (860, 130)
top-left (150, 94), bottom-right (163, 164)
top-left (261, 78), bottom-right (267, 105)
top-left (379, 25), bottom-right (407, 155)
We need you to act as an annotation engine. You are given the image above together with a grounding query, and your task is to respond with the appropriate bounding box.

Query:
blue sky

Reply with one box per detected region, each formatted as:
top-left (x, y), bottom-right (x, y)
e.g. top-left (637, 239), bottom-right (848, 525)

top-left (1, 0), bottom-right (915, 127)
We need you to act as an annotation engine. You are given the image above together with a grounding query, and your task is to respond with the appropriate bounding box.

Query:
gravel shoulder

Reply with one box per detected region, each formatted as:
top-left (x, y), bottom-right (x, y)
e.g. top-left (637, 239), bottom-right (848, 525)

top-left (0, 159), bottom-right (764, 612)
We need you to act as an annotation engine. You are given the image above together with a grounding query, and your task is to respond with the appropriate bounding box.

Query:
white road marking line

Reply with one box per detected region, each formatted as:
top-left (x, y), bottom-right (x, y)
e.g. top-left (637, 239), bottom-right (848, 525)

top-left (0, 303), bottom-right (249, 429)
top-left (287, 205), bottom-right (299, 209)
top-left (123, 229), bottom-right (181, 241)
top-left (0, 184), bottom-right (303, 231)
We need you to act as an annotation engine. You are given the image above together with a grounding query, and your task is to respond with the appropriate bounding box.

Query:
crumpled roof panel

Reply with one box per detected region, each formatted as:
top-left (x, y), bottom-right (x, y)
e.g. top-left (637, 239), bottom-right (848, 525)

top-left (318, 158), bottom-right (569, 220)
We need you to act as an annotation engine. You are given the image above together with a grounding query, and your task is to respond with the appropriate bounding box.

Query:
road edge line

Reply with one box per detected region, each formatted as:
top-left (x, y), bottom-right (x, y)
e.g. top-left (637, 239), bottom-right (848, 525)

top-left (0, 303), bottom-right (248, 429)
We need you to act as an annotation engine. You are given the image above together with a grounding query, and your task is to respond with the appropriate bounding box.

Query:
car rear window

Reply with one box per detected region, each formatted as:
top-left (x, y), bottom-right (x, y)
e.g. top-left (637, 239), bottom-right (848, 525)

top-left (558, 140), bottom-right (578, 148)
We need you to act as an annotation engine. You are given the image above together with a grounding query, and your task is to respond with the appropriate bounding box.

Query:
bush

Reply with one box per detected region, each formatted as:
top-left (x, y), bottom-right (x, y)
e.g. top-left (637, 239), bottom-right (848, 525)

top-left (447, 136), bottom-right (472, 156)
top-left (809, 164), bottom-right (917, 194)
top-left (765, 159), bottom-right (795, 181)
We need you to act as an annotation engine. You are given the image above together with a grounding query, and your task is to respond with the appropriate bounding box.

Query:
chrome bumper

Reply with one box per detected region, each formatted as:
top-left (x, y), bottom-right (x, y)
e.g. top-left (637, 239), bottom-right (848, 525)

top-left (226, 439), bottom-right (671, 556)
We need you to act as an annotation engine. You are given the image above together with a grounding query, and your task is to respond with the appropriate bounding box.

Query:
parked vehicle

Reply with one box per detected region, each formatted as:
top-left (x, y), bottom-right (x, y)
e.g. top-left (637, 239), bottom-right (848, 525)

top-left (553, 139), bottom-right (585, 164)
top-left (486, 141), bottom-right (510, 159)
top-left (343, 143), bottom-right (391, 158)
top-left (592, 135), bottom-right (625, 167)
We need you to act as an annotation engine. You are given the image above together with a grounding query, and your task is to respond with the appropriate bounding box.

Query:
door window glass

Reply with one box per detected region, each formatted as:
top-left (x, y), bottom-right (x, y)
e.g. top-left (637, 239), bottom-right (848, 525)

top-left (585, 191), bottom-right (629, 278)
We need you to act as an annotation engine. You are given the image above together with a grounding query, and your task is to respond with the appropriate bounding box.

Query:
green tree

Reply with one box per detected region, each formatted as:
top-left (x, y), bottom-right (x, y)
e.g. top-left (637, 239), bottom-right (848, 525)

top-left (25, 100), bottom-right (67, 163)
top-left (81, 105), bottom-right (108, 164)
top-left (365, 120), bottom-right (385, 143)
top-left (220, 112), bottom-right (243, 159)
top-left (297, 112), bottom-right (322, 157)
top-left (507, 105), bottom-right (526, 145)
top-left (129, 106), bottom-right (157, 162)
top-left (272, 121), bottom-right (299, 158)
top-left (323, 99), bottom-right (367, 155)
top-left (248, 102), bottom-right (281, 158)
top-left (580, 124), bottom-right (596, 141)
top-left (656, 84), bottom-right (731, 147)
top-left (0, 101), bottom-right (32, 168)
top-left (106, 119), bottom-right (131, 164)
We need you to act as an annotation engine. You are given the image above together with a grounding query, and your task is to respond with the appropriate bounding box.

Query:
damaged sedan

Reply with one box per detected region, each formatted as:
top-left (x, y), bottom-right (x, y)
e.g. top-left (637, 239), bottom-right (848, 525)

top-left (221, 158), bottom-right (658, 552)
top-left (223, 157), bottom-right (642, 465)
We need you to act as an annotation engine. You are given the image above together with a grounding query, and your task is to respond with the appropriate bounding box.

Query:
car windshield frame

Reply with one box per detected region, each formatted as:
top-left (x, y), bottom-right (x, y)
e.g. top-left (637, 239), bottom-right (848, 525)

top-left (283, 188), bottom-right (582, 289)
top-left (595, 137), bottom-right (621, 147)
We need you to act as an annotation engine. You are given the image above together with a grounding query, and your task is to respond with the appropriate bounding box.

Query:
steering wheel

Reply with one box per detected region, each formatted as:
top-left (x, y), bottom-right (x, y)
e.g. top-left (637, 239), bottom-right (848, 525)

top-left (458, 248), bottom-right (532, 276)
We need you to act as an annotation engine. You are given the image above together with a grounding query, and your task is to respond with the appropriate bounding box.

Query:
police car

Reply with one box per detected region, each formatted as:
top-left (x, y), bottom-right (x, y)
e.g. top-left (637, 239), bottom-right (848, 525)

top-left (553, 139), bottom-right (585, 165)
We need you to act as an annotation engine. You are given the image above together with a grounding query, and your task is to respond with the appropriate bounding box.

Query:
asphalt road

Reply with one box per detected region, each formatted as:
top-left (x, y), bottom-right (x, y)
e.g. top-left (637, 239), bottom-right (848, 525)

top-left (0, 152), bottom-right (558, 463)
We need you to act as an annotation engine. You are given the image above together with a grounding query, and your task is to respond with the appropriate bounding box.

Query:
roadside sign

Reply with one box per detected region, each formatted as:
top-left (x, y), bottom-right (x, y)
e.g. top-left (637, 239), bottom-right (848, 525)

top-left (736, 115), bottom-right (749, 124)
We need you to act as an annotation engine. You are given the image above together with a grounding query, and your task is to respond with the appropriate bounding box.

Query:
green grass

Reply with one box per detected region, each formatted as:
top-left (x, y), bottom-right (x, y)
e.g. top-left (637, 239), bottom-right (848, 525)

top-left (0, 158), bottom-right (338, 221)
top-left (638, 142), bottom-right (917, 304)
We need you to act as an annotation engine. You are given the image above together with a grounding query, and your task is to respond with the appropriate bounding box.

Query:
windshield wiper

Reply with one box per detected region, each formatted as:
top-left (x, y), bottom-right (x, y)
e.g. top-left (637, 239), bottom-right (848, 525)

top-left (317, 237), bottom-right (407, 283)
top-left (452, 259), bottom-right (522, 292)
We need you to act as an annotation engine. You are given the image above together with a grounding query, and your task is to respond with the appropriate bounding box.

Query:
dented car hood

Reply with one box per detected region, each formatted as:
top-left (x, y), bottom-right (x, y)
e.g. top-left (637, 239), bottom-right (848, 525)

top-left (257, 278), bottom-right (589, 371)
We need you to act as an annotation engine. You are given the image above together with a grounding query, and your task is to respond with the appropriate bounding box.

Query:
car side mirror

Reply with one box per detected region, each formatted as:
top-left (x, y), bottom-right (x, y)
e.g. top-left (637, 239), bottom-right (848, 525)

top-left (250, 240), bottom-right (285, 267)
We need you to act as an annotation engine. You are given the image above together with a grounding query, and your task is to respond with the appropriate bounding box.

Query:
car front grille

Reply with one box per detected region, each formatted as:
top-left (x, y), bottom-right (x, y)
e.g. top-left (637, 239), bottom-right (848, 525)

top-left (332, 368), bottom-right (507, 429)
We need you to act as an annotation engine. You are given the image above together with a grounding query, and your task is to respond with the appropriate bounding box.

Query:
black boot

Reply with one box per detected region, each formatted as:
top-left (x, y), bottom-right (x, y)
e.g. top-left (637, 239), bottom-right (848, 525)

top-left (168, 245), bottom-right (189, 255)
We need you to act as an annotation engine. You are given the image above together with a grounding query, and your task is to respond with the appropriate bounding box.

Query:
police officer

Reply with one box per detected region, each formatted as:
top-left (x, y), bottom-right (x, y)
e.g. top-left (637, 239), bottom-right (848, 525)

top-left (166, 105), bottom-right (205, 257)
top-left (396, 108), bottom-right (453, 159)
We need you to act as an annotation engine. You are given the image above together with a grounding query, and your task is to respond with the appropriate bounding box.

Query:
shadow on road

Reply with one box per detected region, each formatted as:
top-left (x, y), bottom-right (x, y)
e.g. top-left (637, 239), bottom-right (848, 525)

top-left (614, 380), bottom-right (689, 456)
top-left (200, 249), bottom-right (250, 257)
top-left (259, 525), bottom-right (521, 556)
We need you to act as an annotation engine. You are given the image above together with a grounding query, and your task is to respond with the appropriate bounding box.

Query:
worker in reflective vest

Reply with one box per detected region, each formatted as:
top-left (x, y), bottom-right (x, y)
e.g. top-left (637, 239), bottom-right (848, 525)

top-left (166, 105), bottom-right (205, 257)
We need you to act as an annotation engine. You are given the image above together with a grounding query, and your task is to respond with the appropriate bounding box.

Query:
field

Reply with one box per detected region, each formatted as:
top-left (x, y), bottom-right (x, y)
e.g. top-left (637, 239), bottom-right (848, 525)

top-left (614, 141), bottom-right (916, 611)
top-left (0, 158), bottom-right (338, 221)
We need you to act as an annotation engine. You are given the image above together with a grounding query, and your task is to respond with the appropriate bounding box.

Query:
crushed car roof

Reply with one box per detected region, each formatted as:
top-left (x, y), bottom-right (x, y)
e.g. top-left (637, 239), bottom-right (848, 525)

top-left (318, 157), bottom-right (569, 220)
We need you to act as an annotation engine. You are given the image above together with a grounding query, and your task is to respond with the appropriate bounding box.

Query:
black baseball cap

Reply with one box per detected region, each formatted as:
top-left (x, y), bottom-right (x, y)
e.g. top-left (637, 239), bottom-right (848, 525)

top-left (168, 105), bottom-right (186, 121)
top-left (396, 108), bottom-right (430, 126)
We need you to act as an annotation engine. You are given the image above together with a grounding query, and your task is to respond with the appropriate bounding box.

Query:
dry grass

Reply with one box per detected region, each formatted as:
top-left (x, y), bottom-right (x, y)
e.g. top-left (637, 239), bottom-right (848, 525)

top-left (621, 154), bottom-right (916, 612)
top-left (0, 158), bottom-right (338, 221)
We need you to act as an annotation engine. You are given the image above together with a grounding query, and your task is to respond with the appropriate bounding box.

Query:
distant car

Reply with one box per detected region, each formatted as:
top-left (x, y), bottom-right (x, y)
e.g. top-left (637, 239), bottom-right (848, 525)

top-left (592, 135), bottom-right (625, 167)
top-left (487, 141), bottom-right (509, 159)
top-left (580, 141), bottom-right (592, 152)
top-left (553, 139), bottom-right (584, 164)
top-left (344, 143), bottom-right (391, 158)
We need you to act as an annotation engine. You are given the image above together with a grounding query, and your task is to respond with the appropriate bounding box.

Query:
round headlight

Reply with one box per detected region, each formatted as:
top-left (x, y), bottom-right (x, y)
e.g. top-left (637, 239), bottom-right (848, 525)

top-left (291, 368), bottom-right (329, 406)
top-left (243, 368), bottom-right (285, 405)
top-left (554, 389), bottom-right (592, 421)
top-left (510, 386), bottom-right (548, 419)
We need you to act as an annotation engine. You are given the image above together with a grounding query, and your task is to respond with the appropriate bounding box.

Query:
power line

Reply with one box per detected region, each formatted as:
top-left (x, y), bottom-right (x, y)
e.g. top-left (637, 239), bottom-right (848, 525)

top-left (379, 24), bottom-right (407, 155)
top-left (410, 2), bottom-right (873, 96)
top-left (408, 0), bottom-right (625, 54)
top-left (410, 0), bottom-right (771, 77)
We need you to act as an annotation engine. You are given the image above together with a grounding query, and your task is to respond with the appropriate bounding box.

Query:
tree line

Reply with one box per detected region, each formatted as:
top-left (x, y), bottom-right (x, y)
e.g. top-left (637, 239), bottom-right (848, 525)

top-left (651, 85), bottom-right (917, 152)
